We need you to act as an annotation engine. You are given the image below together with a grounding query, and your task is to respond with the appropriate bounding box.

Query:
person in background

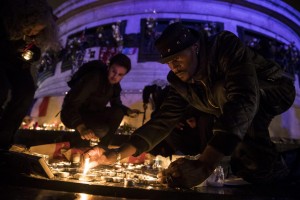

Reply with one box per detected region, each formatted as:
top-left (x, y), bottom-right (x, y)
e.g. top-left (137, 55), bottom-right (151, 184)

top-left (0, 0), bottom-right (60, 150)
top-left (142, 79), bottom-right (170, 119)
top-left (142, 80), bottom-right (214, 157)
top-left (84, 22), bottom-right (298, 188)
top-left (60, 54), bottom-right (141, 148)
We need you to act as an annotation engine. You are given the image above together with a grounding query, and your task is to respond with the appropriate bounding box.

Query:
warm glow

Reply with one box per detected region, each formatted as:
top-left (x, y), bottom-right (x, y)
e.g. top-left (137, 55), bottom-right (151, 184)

top-left (120, 119), bottom-right (126, 126)
top-left (83, 157), bottom-right (90, 175)
top-left (75, 193), bottom-right (90, 200)
top-left (22, 50), bottom-right (33, 60)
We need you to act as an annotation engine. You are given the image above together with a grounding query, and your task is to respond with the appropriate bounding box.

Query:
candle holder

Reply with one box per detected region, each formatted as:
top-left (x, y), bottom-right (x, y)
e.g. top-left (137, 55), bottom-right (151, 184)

top-left (54, 171), bottom-right (70, 178)
top-left (74, 173), bottom-right (96, 182)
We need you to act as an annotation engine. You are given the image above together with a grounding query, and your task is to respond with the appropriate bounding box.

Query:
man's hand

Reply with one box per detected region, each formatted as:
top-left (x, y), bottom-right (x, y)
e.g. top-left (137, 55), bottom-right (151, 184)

top-left (158, 145), bottom-right (224, 188)
top-left (76, 124), bottom-right (98, 140)
top-left (158, 158), bottom-right (213, 188)
top-left (82, 146), bottom-right (105, 168)
top-left (82, 147), bottom-right (119, 168)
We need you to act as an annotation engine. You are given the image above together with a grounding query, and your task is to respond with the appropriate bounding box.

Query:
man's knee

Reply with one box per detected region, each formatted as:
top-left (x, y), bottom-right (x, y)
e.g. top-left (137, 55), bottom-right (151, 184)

top-left (60, 111), bottom-right (73, 129)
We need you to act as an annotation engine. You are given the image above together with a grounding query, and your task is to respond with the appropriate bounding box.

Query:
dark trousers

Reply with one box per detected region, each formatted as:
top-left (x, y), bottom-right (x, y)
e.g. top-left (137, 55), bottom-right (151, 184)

top-left (0, 67), bottom-right (35, 150)
top-left (231, 77), bottom-right (297, 184)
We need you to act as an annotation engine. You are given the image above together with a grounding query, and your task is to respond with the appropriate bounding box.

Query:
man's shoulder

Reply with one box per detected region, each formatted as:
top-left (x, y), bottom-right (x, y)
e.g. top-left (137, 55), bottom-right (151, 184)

top-left (112, 83), bottom-right (122, 94)
top-left (212, 30), bottom-right (239, 43)
top-left (79, 60), bottom-right (107, 75)
top-left (67, 60), bottom-right (107, 88)
top-left (83, 60), bottom-right (106, 69)
top-left (85, 59), bottom-right (105, 65)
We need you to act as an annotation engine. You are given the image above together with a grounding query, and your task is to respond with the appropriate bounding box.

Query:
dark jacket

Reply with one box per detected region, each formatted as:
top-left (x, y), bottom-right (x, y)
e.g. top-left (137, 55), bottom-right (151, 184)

top-left (130, 31), bottom-right (295, 156)
top-left (61, 60), bottom-right (130, 129)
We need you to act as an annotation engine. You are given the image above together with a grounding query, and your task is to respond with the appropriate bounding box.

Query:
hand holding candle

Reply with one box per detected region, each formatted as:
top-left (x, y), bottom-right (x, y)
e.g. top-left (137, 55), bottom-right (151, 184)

top-left (82, 146), bottom-right (126, 169)
top-left (75, 157), bottom-right (96, 181)
top-left (82, 146), bottom-right (111, 168)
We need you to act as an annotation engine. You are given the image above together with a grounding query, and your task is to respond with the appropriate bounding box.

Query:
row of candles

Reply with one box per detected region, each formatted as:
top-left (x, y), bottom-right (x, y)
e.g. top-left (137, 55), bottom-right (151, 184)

top-left (51, 155), bottom-right (160, 186)
top-left (20, 120), bottom-right (136, 135)
top-left (20, 121), bottom-right (75, 131)
top-left (51, 155), bottom-right (225, 188)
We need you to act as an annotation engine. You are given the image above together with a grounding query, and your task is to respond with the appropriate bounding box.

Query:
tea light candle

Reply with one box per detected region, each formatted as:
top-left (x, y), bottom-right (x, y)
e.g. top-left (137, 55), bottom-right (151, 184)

top-left (101, 176), bottom-right (113, 182)
top-left (145, 176), bottom-right (158, 184)
top-left (127, 164), bottom-right (134, 170)
top-left (72, 153), bottom-right (81, 164)
top-left (83, 157), bottom-right (90, 175)
top-left (124, 178), bottom-right (134, 187)
top-left (113, 177), bottom-right (123, 183)
top-left (55, 172), bottom-right (70, 178)
top-left (104, 170), bottom-right (116, 177)
top-left (74, 173), bottom-right (96, 182)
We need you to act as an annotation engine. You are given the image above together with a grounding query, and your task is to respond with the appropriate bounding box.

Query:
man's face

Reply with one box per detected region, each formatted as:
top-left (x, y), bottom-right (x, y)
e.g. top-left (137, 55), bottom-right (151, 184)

top-left (107, 64), bottom-right (127, 84)
top-left (166, 45), bottom-right (198, 82)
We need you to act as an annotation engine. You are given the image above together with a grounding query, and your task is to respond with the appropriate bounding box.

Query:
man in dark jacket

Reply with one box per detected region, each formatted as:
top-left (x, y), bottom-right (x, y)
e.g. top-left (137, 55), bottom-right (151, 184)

top-left (60, 54), bottom-right (140, 147)
top-left (84, 23), bottom-right (297, 187)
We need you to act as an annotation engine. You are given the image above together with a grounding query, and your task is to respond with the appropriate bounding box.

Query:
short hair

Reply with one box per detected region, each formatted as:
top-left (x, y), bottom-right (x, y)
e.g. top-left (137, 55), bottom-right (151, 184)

top-left (109, 53), bottom-right (131, 73)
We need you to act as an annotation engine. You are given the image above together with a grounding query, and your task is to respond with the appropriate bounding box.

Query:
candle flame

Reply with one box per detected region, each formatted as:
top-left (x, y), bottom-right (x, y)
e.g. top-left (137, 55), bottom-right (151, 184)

top-left (83, 157), bottom-right (90, 175)
top-left (76, 193), bottom-right (89, 200)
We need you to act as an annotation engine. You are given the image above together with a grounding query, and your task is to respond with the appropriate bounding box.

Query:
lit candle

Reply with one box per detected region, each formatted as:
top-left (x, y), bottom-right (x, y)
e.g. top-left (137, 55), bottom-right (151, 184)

top-left (83, 157), bottom-right (90, 175)
top-left (22, 50), bottom-right (34, 60)
top-left (74, 157), bottom-right (94, 181)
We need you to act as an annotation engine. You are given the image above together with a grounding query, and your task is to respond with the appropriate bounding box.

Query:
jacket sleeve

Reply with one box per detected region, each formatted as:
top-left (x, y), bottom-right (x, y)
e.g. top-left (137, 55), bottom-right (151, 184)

top-left (142, 84), bottom-right (157, 103)
top-left (129, 86), bottom-right (189, 155)
top-left (61, 72), bottom-right (100, 128)
top-left (208, 31), bottom-right (260, 155)
top-left (110, 84), bottom-right (130, 115)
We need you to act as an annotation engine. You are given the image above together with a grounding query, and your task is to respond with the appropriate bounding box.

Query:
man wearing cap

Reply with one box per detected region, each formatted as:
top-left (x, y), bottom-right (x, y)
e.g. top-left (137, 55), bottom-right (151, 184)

top-left (61, 53), bottom-right (141, 148)
top-left (84, 23), bottom-right (298, 187)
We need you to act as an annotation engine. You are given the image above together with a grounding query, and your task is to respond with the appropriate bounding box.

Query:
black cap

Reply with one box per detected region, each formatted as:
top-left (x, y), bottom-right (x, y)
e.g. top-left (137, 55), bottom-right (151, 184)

top-left (155, 22), bottom-right (199, 63)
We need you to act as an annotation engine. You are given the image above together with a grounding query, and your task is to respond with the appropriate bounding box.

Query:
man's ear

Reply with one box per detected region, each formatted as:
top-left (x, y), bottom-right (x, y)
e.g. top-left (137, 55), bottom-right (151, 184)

top-left (192, 43), bottom-right (199, 52)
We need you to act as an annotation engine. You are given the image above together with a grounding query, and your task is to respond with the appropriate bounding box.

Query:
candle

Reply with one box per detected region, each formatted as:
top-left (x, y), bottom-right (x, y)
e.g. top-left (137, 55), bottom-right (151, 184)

top-left (72, 153), bottom-right (81, 165)
top-left (74, 173), bottom-right (96, 181)
top-left (55, 171), bottom-right (70, 178)
top-left (73, 157), bottom-right (93, 182)
top-left (83, 157), bottom-right (90, 175)
top-left (124, 178), bottom-right (134, 187)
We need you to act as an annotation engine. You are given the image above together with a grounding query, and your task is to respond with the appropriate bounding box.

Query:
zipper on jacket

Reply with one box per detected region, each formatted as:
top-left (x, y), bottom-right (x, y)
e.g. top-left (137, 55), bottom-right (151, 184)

top-left (199, 80), bottom-right (219, 109)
